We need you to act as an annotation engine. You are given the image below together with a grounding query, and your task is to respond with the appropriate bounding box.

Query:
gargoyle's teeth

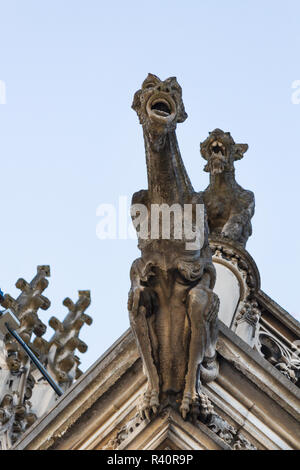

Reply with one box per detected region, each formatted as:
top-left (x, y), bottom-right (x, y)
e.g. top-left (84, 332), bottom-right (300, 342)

top-left (211, 140), bottom-right (225, 155)
top-left (153, 110), bottom-right (169, 117)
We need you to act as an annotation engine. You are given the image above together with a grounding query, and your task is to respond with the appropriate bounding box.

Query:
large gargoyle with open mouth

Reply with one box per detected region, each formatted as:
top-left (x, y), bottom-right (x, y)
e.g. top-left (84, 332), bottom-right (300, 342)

top-left (128, 74), bottom-right (219, 421)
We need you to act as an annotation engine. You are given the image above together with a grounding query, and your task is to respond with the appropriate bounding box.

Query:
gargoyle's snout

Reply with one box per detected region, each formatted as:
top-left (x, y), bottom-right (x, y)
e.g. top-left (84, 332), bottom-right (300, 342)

top-left (154, 82), bottom-right (171, 94)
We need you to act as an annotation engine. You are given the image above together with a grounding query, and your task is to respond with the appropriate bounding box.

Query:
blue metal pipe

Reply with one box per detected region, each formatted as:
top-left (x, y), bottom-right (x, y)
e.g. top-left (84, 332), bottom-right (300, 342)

top-left (5, 322), bottom-right (63, 397)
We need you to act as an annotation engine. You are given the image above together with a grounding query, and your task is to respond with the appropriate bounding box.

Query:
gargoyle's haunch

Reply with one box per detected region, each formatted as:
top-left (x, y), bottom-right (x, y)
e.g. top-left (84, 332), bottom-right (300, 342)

top-left (201, 129), bottom-right (255, 247)
top-left (128, 74), bottom-right (219, 420)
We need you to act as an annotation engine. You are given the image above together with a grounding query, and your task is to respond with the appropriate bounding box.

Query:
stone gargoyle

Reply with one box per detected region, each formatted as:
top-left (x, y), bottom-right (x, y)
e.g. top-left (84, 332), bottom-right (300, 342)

top-left (200, 129), bottom-right (255, 247)
top-left (128, 74), bottom-right (219, 421)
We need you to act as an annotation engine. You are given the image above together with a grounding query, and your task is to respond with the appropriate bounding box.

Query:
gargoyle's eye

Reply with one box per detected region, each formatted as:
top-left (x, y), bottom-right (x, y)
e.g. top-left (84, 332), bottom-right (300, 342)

top-left (143, 82), bottom-right (156, 89)
top-left (169, 83), bottom-right (180, 93)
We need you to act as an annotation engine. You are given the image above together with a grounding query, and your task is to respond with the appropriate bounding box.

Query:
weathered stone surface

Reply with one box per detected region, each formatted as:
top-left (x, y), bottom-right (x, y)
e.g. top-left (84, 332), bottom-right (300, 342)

top-left (129, 74), bottom-right (219, 421)
top-left (201, 129), bottom-right (255, 247)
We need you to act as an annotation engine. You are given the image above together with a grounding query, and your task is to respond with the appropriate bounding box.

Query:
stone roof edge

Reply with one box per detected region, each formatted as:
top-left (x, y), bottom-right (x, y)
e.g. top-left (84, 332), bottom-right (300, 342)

top-left (14, 322), bottom-right (300, 449)
top-left (12, 328), bottom-right (136, 450)
top-left (256, 289), bottom-right (300, 336)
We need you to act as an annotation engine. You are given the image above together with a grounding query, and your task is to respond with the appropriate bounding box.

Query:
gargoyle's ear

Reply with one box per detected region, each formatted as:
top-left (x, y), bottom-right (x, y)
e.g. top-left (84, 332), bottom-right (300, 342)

top-left (132, 89), bottom-right (142, 113)
top-left (142, 73), bottom-right (160, 88)
top-left (177, 102), bottom-right (188, 123)
top-left (166, 77), bottom-right (187, 123)
top-left (200, 141), bottom-right (209, 160)
top-left (234, 143), bottom-right (248, 160)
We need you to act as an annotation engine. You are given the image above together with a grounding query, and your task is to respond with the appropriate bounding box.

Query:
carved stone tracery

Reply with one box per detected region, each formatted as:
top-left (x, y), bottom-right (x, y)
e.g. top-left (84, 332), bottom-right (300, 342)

top-left (255, 322), bottom-right (300, 385)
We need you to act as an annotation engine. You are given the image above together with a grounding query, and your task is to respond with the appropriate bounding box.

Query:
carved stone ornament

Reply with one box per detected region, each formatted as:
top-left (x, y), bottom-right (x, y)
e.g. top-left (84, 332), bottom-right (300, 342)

top-left (210, 237), bottom-right (260, 330)
top-left (235, 301), bottom-right (261, 329)
top-left (128, 74), bottom-right (220, 421)
top-left (207, 413), bottom-right (257, 450)
top-left (255, 323), bottom-right (300, 386)
top-left (105, 404), bottom-right (257, 451)
top-left (201, 129), bottom-right (255, 248)
top-left (0, 266), bottom-right (92, 449)
top-left (210, 239), bottom-right (260, 297)
top-left (104, 412), bottom-right (145, 450)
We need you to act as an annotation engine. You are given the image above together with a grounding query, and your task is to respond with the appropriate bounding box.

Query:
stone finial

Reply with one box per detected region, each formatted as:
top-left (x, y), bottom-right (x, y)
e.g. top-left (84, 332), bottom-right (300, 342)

top-left (0, 267), bottom-right (92, 449)
top-left (1, 266), bottom-right (51, 372)
top-left (0, 266), bottom-right (52, 448)
top-left (47, 290), bottom-right (92, 386)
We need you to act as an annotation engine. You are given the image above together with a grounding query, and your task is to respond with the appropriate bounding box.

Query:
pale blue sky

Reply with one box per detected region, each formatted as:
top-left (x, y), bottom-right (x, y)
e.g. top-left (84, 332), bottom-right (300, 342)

top-left (0, 1), bottom-right (299, 371)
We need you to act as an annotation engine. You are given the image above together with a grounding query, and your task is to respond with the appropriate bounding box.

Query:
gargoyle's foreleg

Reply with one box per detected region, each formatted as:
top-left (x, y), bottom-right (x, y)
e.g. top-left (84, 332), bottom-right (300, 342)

top-left (129, 305), bottom-right (160, 419)
top-left (181, 284), bottom-right (219, 420)
top-left (200, 297), bottom-right (219, 384)
top-left (128, 259), bottom-right (160, 419)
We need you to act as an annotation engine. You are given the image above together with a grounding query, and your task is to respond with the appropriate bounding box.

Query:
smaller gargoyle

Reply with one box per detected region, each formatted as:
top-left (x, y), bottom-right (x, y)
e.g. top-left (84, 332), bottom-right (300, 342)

top-left (200, 129), bottom-right (255, 248)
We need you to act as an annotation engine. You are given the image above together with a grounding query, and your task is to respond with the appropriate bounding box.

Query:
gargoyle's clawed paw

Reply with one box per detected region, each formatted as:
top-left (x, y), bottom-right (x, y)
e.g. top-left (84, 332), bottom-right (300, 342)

top-left (149, 390), bottom-right (159, 415)
top-left (199, 392), bottom-right (214, 411)
top-left (180, 395), bottom-right (201, 421)
top-left (180, 393), bottom-right (193, 420)
top-left (138, 392), bottom-right (151, 420)
top-left (180, 391), bottom-right (214, 421)
top-left (198, 392), bottom-right (214, 421)
top-left (139, 390), bottom-right (159, 420)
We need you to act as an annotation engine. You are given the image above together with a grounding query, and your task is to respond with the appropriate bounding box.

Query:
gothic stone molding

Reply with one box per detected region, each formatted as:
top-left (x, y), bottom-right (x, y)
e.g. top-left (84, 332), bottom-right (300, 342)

top-left (12, 326), bottom-right (300, 450)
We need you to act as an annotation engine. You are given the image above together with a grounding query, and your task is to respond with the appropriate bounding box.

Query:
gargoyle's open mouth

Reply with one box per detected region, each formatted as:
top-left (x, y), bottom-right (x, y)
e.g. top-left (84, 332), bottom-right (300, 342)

top-left (210, 141), bottom-right (226, 156)
top-left (151, 99), bottom-right (171, 117)
top-left (146, 94), bottom-right (176, 122)
top-left (208, 140), bottom-right (227, 175)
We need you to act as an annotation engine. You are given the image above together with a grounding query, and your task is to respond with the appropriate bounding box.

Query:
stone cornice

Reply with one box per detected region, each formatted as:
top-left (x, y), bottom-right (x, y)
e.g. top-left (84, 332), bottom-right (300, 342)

top-left (218, 322), bottom-right (300, 419)
top-left (256, 290), bottom-right (300, 337)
